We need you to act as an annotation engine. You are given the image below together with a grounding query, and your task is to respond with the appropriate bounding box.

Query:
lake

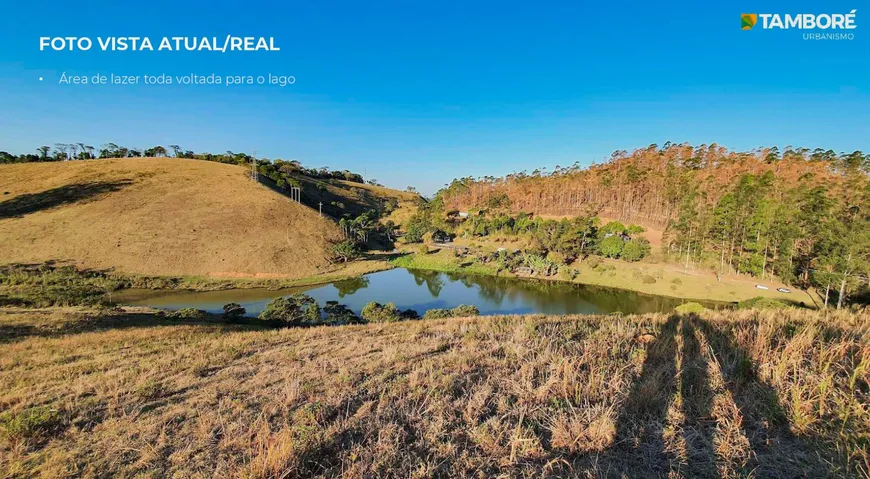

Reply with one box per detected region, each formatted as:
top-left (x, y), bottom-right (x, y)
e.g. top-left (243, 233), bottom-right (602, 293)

top-left (111, 268), bottom-right (726, 317)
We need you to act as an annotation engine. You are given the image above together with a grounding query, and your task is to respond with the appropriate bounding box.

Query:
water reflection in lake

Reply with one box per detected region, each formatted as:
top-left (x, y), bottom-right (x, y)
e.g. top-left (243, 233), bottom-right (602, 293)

top-left (112, 268), bottom-right (727, 318)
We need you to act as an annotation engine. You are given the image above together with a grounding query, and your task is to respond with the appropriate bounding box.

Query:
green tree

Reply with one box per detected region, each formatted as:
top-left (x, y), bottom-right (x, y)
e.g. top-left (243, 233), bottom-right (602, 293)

top-left (599, 236), bottom-right (624, 258)
top-left (621, 238), bottom-right (651, 262)
top-left (36, 146), bottom-right (50, 161)
top-left (598, 221), bottom-right (626, 237)
top-left (332, 239), bottom-right (360, 263)
top-left (259, 294), bottom-right (319, 324)
top-left (404, 214), bottom-right (429, 243)
top-left (222, 303), bottom-right (246, 323)
top-left (323, 301), bottom-right (361, 324)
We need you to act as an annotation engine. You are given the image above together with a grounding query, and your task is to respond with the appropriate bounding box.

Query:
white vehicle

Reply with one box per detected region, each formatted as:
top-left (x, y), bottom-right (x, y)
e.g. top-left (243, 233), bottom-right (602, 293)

top-left (777, 287), bottom-right (791, 293)
top-left (755, 284), bottom-right (769, 290)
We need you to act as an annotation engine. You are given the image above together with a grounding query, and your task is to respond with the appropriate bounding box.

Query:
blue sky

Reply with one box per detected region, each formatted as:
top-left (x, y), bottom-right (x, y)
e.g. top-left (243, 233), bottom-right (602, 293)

top-left (1, 0), bottom-right (867, 194)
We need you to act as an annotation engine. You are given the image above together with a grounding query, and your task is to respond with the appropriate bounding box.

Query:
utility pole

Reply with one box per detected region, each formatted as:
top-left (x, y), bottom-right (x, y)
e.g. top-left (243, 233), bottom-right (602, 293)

top-left (319, 201), bottom-right (323, 217)
top-left (251, 149), bottom-right (258, 182)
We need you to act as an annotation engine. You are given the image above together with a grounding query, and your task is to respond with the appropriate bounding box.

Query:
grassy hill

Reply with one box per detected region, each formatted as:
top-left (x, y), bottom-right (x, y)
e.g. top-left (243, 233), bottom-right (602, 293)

top-left (284, 175), bottom-right (418, 220)
top-left (0, 158), bottom-right (347, 278)
top-left (0, 307), bottom-right (866, 477)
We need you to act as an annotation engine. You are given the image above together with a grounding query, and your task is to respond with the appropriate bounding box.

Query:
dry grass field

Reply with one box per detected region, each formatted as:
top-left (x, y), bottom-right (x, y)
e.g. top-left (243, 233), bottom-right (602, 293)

top-left (0, 158), bottom-right (344, 278)
top-left (333, 180), bottom-right (420, 204)
top-left (1, 307), bottom-right (867, 478)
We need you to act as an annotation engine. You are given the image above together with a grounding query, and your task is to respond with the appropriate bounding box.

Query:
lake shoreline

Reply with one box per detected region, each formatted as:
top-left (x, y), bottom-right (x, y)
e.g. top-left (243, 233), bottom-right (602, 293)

top-left (111, 267), bottom-right (728, 319)
top-left (390, 248), bottom-right (812, 306)
top-left (110, 259), bottom-right (395, 293)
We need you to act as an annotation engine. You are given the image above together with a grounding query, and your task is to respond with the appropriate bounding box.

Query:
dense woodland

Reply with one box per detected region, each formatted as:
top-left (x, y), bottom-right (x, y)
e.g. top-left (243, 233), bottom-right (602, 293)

top-left (438, 144), bottom-right (870, 307)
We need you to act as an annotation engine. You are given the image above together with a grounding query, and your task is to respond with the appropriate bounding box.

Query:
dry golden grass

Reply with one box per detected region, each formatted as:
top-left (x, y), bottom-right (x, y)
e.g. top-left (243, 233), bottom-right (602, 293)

top-left (0, 307), bottom-right (867, 478)
top-left (0, 158), bottom-right (343, 278)
top-left (333, 181), bottom-right (419, 204)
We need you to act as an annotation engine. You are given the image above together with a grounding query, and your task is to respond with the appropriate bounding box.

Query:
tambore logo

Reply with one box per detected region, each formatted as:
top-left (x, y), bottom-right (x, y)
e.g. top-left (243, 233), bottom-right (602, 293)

top-left (741, 10), bottom-right (857, 40)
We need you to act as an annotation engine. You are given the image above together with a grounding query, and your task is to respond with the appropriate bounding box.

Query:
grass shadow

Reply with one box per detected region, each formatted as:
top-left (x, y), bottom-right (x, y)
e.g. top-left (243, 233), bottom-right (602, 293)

top-left (604, 315), bottom-right (680, 476)
top-left (696, 318), bottom-right (831, 477)
top-left (0, 180), bottom-right (133, 219)
top-left (358, 251), bottom-right (406, 262)
top-left (600, 316), bottom-right (746, 478)
top-left (680, 317), bottom-right (717, 477)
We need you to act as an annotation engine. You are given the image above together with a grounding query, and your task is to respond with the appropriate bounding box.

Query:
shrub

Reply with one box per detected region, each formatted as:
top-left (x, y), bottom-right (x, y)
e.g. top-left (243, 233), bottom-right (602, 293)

top-left (738, 297), bottom-right (792, 310)
top-left (323, 301), bottom-right (362, 324)
top-left (222, 303), bottom-right (246, 322)
top-left (671, 277), bottom-right (683, 285)
top-left (621, 238), bottom-right (651, 262)
top-left (361, 302), bottom-right (403, 323)
top-left (416, 244), bottom-right (429, 255)
top-left (450, 305), bottom-right (480, 317)
top-left (359, 302), bottom-right (419, 322)
top-left (0, 263), bottom-right (123, 307)
top-left (166, 308), bottom-right (206, 320)
top-left (523, 253), bottom-right (557, 276)
top-left (598, 236), bottom-right (624, 258)
top-left (258, 297), bottom-right (293, 323)
top-left (305, 301), bottom-right (322, 323)
top-left (641, 275), bottom-right (657, 284)
top-left (558, 265), bottom-right (578, 280)
top-left (546, 251), bottom-right (569, 266)
top-left (259, 294), bottom-right (319, 324)
top-left (423, 305), bottom-right (480, 320)
top-left (473, 222), bottom-right (488, 237)
top-left (423, 308), bottom-right (451, 319)
top-left (675, 302), bottom-right (706, 314)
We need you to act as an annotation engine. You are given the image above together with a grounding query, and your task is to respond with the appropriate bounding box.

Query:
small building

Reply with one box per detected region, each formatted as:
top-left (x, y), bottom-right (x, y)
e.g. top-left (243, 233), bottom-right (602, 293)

top-left (432, 230), bottom-right (453, 243)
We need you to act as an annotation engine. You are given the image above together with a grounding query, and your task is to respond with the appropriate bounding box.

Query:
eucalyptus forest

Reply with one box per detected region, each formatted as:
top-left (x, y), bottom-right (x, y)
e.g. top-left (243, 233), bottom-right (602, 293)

top-left (438, 143), bottom-right (870, 307)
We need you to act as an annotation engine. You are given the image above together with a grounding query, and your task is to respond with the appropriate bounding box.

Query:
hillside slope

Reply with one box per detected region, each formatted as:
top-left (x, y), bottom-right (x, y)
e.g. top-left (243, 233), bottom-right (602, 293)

top-left (259, 173), bottom-right (419, 220)
top-left (440, 144), bottom-right (865, 228)
top-left (0, 158), bottom-right (342, 277)
top-left (0, 307), bottom-right (866, 477)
